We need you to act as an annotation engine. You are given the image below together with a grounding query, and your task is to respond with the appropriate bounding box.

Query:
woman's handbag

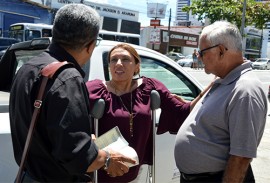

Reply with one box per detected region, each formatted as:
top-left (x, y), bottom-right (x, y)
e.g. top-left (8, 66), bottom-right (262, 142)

top-left (15, 61), bottom-right (70, 183)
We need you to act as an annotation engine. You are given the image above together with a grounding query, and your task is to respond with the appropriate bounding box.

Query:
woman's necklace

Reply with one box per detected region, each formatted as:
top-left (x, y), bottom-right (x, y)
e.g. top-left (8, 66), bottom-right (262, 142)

top-left (110, 81), bottom-right (134, 137)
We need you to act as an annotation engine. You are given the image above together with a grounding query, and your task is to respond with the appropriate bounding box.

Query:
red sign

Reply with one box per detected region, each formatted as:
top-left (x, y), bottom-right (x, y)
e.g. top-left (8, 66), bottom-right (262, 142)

top-left (150, 19), bottom-right (160, 26)
top-left (186, 41), bottom-right (197, 46)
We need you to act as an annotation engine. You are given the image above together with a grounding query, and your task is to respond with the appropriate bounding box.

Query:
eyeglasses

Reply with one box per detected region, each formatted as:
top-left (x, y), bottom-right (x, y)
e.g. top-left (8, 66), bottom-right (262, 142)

top-left (198, 44), bottom-right (220, 57)
top-left (95, 37), bottom-right (102, 47)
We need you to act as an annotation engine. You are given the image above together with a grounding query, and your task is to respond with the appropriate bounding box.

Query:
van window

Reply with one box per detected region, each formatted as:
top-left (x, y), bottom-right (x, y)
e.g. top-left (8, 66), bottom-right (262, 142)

top-left (42, 29), bottom-right (52, 37)
top-left (128, 37), bottom-right (140, 45)
top-left (116, 36), bottom-right (128, 43)
top-left (25, 30), bottom-right (41, 41)
top-left (140, 57), bottom-right (199, 101)
top-left (101, 34), bottom-right (115, 41)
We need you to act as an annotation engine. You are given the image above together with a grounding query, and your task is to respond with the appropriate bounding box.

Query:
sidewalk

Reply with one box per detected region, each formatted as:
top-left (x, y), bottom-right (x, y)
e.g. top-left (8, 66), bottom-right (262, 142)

top-left (251, 107), bottom-right (270, 183)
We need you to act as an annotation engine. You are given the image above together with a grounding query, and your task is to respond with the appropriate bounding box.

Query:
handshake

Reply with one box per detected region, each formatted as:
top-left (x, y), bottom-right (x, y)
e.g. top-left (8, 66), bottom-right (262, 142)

top-left (99, 149), bottom-right (137, 177)
top-left (88, 127), bottom-right (139, 177)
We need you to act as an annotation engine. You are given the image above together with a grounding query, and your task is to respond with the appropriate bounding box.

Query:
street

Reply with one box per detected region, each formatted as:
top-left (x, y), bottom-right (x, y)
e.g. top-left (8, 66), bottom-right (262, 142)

top-left (183, 67), bottom-right (270, 183)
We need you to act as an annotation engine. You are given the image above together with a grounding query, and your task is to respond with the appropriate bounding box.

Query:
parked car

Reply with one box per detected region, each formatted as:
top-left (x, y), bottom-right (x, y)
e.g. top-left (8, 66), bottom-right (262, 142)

top-left (166, 52), bottom-right (185, 61)
top-left (0, 37), bottom-right (19, 51)
top-left (177, 54), bottom-right (193, 67)
top-left (251, 58), bottom-right (270, 70)
top-left (0, 38), bottom-right (203, 183)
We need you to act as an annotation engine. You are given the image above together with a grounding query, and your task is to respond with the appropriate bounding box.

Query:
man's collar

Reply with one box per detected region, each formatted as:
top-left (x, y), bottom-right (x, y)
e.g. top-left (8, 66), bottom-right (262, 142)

top-left (48, 42), bottom-right (85, 78)
top-left (215, 62), bottom-right (252, 85)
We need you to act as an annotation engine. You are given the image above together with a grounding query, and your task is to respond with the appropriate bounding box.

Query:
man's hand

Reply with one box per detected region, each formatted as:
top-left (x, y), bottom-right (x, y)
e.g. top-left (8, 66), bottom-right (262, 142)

top-left (91, 134), bottom-right (96, 141)
top-left (222, 155), bottom-right (252, 183)
top-left (105, 150), bottom-right (137, 177)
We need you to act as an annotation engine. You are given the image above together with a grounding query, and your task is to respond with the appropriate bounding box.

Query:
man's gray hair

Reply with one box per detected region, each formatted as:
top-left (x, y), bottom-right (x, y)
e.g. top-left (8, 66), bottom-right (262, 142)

top-left (53, 4), bottom-right (100, 50)
top-left (200, 21), bottom-right (242, 51)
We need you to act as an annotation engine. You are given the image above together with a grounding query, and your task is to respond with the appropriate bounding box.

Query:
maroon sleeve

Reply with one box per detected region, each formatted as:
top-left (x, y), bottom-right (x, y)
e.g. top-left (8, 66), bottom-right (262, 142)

top-left (146, 78), bottom-right (191, 135)
top-left (85, 79), bottom-right (106, 112)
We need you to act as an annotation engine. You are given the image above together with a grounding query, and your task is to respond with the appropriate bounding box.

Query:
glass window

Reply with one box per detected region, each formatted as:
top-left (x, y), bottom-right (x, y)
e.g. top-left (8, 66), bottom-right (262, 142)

top-left (14, 50), bottom-right (45, 74)
top-left (42, 29), bottom-right (52, 37)
top-left (140, 57), bottom-right (199, 101)
top-left (102, 34), bottom-right (116, 41)
top-left (9, 30), bottom-right (24, 42)
top-left (246, 36), bottom-right (261, 50)
top-left (128, 37), bottom-right (140, 45)
top-left (116, 36), bottom-right (128, 42)
top-left (25, 30), bottom-right (41, 41)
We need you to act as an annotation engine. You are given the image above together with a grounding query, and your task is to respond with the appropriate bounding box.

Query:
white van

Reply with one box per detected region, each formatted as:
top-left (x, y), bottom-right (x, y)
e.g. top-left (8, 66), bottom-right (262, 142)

top-left (0, 38), bottom-right (203, 183)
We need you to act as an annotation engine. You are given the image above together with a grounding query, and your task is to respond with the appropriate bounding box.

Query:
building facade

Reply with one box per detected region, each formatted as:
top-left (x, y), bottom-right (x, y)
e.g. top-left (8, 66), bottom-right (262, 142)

top-left (242, 26), bottom-right (268, 60)
top-left (52, 0), bottom-right (140, 34)
top-left (175, 0), bottom-right (190, 26)
top-left (0, 0), bottom-right (140, 38)
top-left (0, 0), bottom-right (52, 37)
top-left (140, 26), bottom-right (201, 55)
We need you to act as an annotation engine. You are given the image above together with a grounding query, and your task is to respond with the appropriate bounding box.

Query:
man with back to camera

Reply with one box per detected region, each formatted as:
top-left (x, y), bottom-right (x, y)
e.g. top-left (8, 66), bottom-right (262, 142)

top-left (9, 4), bottom-right (135, 182)
top-left (174, 21), bottom-right (268, 183)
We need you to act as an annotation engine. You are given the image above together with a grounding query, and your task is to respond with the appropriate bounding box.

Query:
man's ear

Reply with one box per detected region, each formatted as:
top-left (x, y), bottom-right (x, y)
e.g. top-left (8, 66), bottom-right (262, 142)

top-left (86, 40), bottom-right (95, 54)
top-left (219, 45), bottom-right (227, 57)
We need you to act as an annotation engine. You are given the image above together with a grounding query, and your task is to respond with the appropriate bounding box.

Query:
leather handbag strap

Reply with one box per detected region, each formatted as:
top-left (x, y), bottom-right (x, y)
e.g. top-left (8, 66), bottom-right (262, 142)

top-left (16, 61), bottom-right (69, 183)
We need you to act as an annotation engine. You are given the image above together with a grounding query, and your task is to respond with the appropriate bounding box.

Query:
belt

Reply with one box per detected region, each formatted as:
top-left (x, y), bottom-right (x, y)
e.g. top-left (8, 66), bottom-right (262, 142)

top-left (181, 171), bottom-right (224, 181)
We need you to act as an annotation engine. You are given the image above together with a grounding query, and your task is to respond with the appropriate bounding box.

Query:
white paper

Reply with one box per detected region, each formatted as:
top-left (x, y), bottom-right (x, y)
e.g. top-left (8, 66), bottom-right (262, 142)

top-left (95, 126), bottom-right (139, 167)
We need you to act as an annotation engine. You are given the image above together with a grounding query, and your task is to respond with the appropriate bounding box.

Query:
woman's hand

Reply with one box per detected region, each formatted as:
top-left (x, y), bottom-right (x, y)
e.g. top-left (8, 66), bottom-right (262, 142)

top-left (91, 134), bottom-right (96, 141)
top-left (171, 94), bottom-right (189, 104)
top-left (189, 75), bottom-right (218, 111)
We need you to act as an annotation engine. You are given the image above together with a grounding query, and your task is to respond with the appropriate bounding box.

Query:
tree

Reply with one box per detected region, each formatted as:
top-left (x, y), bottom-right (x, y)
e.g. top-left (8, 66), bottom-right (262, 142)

top-left (248, 2), bottom-right (270, 56)
top-left (250, 2), bottom-right (270, 30)
top-left (182, 0), bottom-right (270, 30)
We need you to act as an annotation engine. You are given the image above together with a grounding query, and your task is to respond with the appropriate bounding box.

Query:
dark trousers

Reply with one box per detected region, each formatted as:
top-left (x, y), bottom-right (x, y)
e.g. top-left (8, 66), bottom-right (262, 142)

top-left (180, 165), bottom-right (255, 183)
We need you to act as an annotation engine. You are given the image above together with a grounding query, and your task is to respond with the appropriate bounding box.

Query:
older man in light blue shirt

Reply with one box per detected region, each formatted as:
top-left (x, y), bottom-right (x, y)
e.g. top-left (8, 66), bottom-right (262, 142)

top-left (174, 21), bottom-right (268, 183)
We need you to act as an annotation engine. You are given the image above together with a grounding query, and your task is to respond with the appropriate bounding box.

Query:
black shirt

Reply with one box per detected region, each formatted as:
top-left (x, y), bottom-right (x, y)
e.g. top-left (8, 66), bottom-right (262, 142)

top-left (9, 42), bottom-right (98, 182)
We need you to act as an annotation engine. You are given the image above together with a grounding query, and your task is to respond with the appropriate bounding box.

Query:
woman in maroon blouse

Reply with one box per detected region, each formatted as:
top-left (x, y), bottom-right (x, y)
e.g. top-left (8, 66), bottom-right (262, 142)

top-left (86, 43), bottom-right (212, 183)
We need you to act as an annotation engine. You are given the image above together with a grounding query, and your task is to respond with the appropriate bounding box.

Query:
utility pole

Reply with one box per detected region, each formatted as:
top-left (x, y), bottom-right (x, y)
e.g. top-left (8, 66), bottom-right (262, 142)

top-left (240, 0), bottom-right (247, 37)
top-left (240, 0), bottom-right (247, 56)
top-left (166, 8), bottom-right (171, 54)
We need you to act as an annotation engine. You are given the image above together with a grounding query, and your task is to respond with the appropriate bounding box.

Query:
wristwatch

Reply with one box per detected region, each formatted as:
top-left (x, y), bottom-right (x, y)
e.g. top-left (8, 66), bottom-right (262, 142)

top-left (103, 150), bottom-right (111, 170)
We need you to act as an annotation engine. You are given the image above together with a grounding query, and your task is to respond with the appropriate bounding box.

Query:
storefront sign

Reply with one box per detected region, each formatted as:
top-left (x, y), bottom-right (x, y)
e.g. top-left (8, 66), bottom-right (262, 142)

top-left (160, 29), bottom-right (199, 48)
top-left (50, 0), bottom-right (139, 21)
top-left (170, 33), bottom-right (197, 42)
top-left (150, 19), bottom-right (161, 26)
top-left (149, 28), bottom-right (160, 43)
top-left (186, 41), bottom-right (197, 46)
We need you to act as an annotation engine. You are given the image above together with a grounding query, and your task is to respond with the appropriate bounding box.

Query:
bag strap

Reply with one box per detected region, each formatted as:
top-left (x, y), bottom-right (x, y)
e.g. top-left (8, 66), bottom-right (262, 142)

top-left (16, 61), bottom-right (70, 183)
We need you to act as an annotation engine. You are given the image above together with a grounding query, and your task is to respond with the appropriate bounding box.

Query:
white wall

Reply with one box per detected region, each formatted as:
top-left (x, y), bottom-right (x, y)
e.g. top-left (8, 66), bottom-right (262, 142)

top-left (182, 47), bottom-right (198, 56)
top-left (261, 29), bottom-right (269, 58)
top-left (267, 42), bottom-right (270, 58)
